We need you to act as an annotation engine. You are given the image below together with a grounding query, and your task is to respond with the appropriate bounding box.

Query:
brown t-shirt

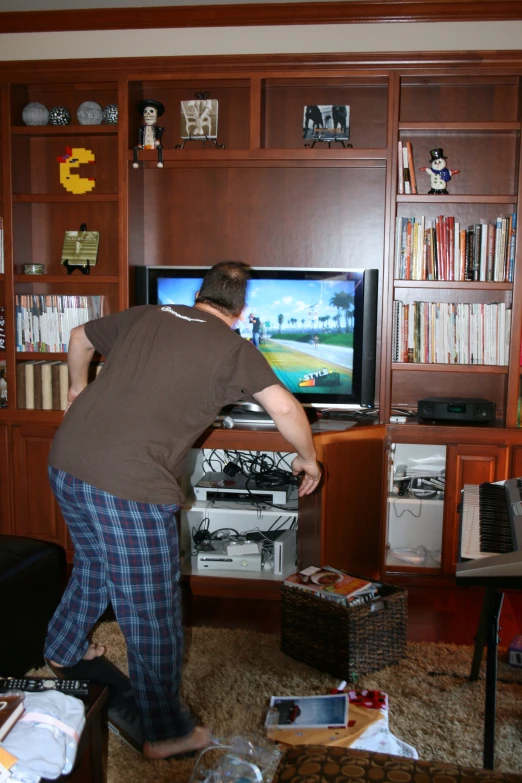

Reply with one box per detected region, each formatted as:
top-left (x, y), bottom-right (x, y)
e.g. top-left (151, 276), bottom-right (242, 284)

top-left (48, 304), bottom-right (280, 504)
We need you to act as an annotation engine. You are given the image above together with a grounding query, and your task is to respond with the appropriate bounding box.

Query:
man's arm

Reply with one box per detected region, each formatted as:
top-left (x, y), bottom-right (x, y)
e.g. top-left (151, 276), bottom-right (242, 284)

top-left (253, 384), bottom-right (322, 497)
top-left (66, 324), bottom-right (96, 412)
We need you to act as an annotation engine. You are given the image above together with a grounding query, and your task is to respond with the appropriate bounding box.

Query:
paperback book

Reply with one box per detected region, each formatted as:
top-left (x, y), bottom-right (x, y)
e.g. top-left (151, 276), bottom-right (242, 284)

top-left (0, 691), bottom-right (25, 742)
top-left (284, 566), bottom-right (379, 606)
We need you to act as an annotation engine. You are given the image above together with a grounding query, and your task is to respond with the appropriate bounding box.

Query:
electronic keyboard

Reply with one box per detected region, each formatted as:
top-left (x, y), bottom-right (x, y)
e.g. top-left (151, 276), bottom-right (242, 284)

top-left (457, 477), bottom-right (522, 579)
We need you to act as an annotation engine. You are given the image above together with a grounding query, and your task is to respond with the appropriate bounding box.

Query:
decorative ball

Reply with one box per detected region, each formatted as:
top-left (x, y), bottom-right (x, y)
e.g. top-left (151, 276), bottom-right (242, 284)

top-left (103, 104), bottom-right (118, 124)
top-left (76, 101), bottom-right (103, 125)
top-left (22, 102), bottom-right (49, 126)
top-left (48, 106), bottom-right (71, 126)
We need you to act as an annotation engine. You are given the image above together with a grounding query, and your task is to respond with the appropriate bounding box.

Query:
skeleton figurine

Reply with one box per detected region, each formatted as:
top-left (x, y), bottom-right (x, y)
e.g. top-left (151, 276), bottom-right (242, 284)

top-left (419, 148), bottom-right (460, 195)
top-left (133, 99), bottom-right (165, 168)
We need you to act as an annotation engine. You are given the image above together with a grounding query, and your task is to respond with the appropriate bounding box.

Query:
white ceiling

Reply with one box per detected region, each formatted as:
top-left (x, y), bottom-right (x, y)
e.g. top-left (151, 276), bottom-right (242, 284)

top-left (0, 0), bottom-right (326, 10)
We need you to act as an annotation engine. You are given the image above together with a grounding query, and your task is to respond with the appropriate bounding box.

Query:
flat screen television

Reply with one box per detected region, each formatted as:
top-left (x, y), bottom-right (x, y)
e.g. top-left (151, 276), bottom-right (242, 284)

top-left (135, 266), bottom-right (378, 409)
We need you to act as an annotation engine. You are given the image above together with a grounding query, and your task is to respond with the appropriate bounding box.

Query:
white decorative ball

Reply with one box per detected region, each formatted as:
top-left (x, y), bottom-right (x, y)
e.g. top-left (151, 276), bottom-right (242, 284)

top-left (22, 102), bottom-right (49, 126)
top-left (103, 104), bottom-right (118, 124)
top-left (77, 101), bottom-right (103, 125)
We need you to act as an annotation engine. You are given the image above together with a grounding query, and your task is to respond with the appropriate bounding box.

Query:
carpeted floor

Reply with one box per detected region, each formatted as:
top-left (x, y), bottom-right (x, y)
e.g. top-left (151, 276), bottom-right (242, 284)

top-left (34, 621), bottom-right (522, 782)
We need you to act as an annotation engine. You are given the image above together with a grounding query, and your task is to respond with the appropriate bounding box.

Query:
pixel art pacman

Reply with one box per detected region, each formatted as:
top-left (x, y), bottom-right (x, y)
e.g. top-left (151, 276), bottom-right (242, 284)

top-left (57, 147), bottom-right (96, 194)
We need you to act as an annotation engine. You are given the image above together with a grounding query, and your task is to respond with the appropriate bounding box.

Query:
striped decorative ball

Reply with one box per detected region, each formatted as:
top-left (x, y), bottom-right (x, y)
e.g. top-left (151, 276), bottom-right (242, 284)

top-left (22, 102), bottom-right (49, 126)
top-left (103, 104), bottom-right (118, 124)
top-left (49, 106), bottom-right (71, 126)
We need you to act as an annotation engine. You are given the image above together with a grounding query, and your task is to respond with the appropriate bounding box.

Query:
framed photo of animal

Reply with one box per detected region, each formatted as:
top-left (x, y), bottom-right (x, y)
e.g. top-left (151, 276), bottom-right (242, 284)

top-left (303, 105), bottom-right (350, 141)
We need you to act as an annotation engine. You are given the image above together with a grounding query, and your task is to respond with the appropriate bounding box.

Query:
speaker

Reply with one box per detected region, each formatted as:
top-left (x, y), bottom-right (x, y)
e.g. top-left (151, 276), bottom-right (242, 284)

top-left (360, 268), bottom-right (379, 407)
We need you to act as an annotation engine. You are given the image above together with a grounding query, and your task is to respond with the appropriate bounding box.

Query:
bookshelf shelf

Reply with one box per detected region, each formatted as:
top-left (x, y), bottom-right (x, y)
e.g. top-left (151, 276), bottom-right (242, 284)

top-left (12, 125), bottom-right (118, 136)
top-left (391, 363), bottom-right (508, 374)
top-left (393, 280), bottom-right (513, 290)
top-left (396, 195), bottom-right (517, 204)
top-left (127, 148), bottom-right (389, 163)
top-left (14, 275), bottom-right (119, 283)
top-left (16, 352), bottom-right (66, 360)
top-left (398, 122), bottom-right (521, 131)
top-left (13, 194), bottom-right (118, 203)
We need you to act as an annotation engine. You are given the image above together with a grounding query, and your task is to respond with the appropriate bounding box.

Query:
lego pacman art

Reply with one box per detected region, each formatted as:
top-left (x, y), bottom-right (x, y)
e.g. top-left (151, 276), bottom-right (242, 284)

top-left (57, 147), bottom-right (96, 194)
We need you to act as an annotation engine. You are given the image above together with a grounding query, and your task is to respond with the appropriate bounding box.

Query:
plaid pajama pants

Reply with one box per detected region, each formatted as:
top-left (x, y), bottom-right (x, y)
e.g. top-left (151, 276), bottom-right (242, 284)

top-left (45, 466), bottom-right (195, 742)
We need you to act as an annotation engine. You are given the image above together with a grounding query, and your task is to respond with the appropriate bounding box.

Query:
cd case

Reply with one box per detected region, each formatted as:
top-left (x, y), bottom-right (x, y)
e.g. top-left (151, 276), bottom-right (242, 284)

top-left (265, 694), bottom-right (348, 730)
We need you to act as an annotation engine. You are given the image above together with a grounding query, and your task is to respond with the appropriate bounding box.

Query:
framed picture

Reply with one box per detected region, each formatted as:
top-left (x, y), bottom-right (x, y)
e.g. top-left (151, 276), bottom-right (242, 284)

top-left (181, 98), bottom-right (219, 139)
top-left (303, 105), bottom-right (350, 141)
top-left (61, 230), bottom-right (100, 268)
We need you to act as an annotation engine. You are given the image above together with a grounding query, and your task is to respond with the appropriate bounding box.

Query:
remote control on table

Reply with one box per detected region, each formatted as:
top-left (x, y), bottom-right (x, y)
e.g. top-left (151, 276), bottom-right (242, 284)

top-left (0, 677), bottom-right (89, 696)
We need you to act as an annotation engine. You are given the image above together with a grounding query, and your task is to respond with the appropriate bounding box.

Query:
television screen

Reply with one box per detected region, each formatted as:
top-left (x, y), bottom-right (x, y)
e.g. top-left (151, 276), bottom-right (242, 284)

top-left (136, 267), bottom-right (378, 408)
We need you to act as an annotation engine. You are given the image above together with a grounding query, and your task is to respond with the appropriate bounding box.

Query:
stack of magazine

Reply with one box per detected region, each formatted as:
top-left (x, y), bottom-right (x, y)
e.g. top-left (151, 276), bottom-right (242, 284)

top-left (284, 566), bottom-right (380, 607)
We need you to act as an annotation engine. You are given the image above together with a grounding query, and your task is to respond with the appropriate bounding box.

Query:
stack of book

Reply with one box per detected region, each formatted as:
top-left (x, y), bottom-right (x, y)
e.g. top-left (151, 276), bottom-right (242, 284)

top-left (15, 294), bottom-right (103, 352)
top-left (397, 141), bottom-right (417, 194)
top-left (394, 213), bottom-right (516, 281)
top-left (17, 361), bottom-right (103, 410)
top-left (284, 566), bottom-right (380, 606)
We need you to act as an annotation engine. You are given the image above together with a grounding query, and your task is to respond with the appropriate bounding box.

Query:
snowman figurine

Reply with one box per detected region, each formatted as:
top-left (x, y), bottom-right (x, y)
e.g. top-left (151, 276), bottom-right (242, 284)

top-left (419, 148), bottom-right (460, 195)
top-left (133, 99), bottom-right (165, 169)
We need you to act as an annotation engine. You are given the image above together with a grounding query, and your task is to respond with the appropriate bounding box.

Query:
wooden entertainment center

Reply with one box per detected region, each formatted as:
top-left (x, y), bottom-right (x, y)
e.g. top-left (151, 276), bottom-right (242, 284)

top-left (1, 50), bottom-right (521, 598)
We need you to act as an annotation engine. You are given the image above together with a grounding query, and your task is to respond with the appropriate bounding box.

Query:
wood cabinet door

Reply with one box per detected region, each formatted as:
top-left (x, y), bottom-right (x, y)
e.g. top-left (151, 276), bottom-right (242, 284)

top-left (12, 425), bottom-right (68, 551)
top-left (0, 423), bottom-right (11, 535)
top-left (443, 444), bottom-right (509, 572)
top-left (510, 446), bottom-right (522, 478)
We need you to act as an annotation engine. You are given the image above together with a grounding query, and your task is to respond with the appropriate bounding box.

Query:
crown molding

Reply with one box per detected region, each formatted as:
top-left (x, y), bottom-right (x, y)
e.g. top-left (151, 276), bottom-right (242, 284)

top-left (1, 1), bottom-right (522, 34)
top-left (2, 49), bottom-right (522, 78)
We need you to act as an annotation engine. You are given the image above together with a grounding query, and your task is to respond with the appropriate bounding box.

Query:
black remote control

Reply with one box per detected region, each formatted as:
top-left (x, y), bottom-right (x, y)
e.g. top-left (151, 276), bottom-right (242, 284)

top-left (0, 677), bottom-right (89, 696)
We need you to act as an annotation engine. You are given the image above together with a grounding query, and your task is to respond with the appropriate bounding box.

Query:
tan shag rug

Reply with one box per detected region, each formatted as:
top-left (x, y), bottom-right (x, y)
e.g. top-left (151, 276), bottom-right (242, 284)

top-left (33, 621), bottom-right (522, 781)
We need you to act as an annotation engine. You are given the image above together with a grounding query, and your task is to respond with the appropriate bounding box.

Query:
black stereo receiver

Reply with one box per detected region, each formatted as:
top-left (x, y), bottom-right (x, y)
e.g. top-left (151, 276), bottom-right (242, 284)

top-left (417, 397), bottom-right (496, 425)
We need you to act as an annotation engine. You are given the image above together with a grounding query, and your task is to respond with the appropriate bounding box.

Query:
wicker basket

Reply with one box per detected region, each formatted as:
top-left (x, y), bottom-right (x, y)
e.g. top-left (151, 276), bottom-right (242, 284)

top-left (280, 582), bottom-right (408, 682)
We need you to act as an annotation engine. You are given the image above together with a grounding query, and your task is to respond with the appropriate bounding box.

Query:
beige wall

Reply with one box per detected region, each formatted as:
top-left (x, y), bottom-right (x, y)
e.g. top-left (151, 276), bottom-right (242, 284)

top-left (0, 21), bottom-right (521, 61)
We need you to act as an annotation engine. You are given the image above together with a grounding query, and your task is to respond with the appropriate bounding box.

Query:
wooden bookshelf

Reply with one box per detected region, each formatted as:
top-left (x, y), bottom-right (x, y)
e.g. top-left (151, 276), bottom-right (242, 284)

top-left (1, 52), bottom-right (522, 594)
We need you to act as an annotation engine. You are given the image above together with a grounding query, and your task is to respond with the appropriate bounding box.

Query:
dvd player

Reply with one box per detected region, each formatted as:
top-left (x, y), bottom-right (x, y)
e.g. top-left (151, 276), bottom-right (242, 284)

top-left (194, 471), bottom-right (290, 504)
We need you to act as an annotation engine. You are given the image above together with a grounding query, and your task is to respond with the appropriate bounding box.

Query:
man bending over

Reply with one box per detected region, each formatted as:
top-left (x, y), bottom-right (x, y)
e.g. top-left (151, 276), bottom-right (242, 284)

top-left (44, 261), bottom-right (321, 759)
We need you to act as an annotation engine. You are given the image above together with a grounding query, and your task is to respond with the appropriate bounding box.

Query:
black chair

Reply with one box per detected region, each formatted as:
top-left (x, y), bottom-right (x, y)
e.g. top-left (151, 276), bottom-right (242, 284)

top-left (0, 535), bottom-right (65, 676)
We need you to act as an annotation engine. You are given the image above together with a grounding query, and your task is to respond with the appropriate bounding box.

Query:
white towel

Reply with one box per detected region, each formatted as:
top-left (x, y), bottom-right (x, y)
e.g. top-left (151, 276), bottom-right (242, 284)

top-left (0, 691), bottom-right (85, 782)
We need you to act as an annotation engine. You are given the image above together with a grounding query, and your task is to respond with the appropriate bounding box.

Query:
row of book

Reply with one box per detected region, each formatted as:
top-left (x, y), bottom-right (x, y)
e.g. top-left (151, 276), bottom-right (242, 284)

top-left (394, 213), bottom-right (516, 282)
top-left (392, 300), bottom-right (511, 365)
top-left (17, 360), bottom-right (103, 410)
top-left (16, 295), bottom-right (102, 352)
top-left (284, 565), bottom-right (381, 607)
top-left (397, 141), bottom-right (417, 195)
top-left (0, 217), bottom-right (4, 274)
top-left (0, 306), bottom-right (5, 352)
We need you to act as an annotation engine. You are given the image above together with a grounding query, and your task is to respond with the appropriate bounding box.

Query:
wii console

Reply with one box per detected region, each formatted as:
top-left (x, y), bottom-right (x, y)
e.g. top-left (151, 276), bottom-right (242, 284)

top-left (273, 528), bottom-right (297, 576)
top-left (194, 471), bottom-right (291, 505)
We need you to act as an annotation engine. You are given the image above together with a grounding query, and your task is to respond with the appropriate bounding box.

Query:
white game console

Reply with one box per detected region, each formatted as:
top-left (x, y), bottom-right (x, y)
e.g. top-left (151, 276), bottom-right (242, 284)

top-left (196, 551), bottom-right (262, 571)
top-left (273, 528), bottom-right (297, 576)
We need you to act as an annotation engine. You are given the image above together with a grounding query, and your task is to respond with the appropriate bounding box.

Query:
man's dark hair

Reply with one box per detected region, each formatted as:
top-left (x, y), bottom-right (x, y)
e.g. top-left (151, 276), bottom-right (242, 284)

top-left (196, 261), bottom-right (250, 317)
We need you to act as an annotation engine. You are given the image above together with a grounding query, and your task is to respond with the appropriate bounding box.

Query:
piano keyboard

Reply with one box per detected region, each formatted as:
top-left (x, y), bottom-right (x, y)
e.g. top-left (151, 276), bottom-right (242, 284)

top-left (457, 478), bottom-right (522, 579)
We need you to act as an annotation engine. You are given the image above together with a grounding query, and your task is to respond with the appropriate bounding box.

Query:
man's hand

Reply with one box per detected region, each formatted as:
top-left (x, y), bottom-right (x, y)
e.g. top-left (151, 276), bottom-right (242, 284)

top-left (65, 385), bottom-right (85, 415)
top-left (291, 456), bottom-right (322, 497)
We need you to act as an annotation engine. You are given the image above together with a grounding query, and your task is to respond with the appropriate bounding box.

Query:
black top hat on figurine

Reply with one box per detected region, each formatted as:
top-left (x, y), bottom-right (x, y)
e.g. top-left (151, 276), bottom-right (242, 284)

top-left (429, 148), bottom-right (445, 161)
top-left (420, 147), bottom-right (460, 195)
top-left (137, 99), bottom-right (165, 117)
top-left (133, 99), bottom-right (166, 169)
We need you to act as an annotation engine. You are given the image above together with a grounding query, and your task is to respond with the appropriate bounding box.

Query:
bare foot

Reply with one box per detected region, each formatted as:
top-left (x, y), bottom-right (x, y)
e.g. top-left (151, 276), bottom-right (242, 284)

top-left (49, 642), bottom-right (106, 668)
top-left (143, 725), bottom-right (210, 760)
